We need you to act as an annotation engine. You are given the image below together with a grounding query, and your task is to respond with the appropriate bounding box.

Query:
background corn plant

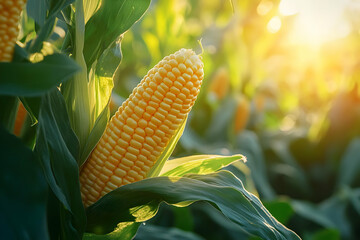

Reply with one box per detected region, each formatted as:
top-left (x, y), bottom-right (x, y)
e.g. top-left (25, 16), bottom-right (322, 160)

top-left (113, 0), bottom-right (360, 240)
top-left (0, 0), bottom-right (301, 240)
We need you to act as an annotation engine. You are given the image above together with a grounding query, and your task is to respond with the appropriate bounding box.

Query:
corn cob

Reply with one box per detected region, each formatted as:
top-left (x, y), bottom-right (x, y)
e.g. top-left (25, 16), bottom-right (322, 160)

top-left (254, 93), bottom-right (265, 112)
top-left (80, 49), bottom-right (204, 207)
top-left (13, 101), bottom-right (27, 136)
top-left (208, 67), bottom-right (229, 100)
top-left (0, 0), bottom-right (27, 62)
top-left (234, 95), bottom-right (250, 134)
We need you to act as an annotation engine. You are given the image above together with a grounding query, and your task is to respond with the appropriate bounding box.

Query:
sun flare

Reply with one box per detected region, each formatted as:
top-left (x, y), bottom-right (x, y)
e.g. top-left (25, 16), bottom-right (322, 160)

top-left (279, 0), bottom-right (352, 47)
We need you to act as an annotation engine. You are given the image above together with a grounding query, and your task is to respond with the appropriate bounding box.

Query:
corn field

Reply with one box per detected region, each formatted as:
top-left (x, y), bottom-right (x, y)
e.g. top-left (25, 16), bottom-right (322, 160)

top-left (1, 0), bottom-right (360, 239)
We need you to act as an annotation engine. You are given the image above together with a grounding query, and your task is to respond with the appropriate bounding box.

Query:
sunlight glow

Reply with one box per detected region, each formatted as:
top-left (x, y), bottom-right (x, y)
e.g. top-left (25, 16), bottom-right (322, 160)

top-left (267, 16), bottom-right (282, 34)
top-left (279, 0), bottom-right (351, 46)
top-left (279, 0), bottom-right (299, 16)
top-left (257, 0), bottom-right (274, 16)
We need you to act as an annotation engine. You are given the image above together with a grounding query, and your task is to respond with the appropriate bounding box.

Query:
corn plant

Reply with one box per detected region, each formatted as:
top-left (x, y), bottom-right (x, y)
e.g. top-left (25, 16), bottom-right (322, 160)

top-left (0, 0), bottom-right (301, 239)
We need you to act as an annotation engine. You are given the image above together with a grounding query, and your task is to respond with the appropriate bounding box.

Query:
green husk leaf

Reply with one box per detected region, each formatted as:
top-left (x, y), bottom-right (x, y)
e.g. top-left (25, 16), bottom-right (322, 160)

top-left (79, 100), bottom-right (110, 166)
top-left (83, 0), bottom-right (102, 23)
top-left (89, 38), bottom-right (120, 120)
top-left (85, 171), bottom-right (301, 240)
top-left (146, 117), bottom-right (187, 178)
top-left (160, 154), bottom-right (245, 177)
top-left (61, 0), bottom-right (91, 151)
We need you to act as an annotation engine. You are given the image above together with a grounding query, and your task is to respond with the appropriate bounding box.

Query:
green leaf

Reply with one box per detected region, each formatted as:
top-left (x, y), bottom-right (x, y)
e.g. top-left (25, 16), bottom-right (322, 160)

top-left (35, 89), bottom-right (85, 238)
top-left (86, 171), bottom-right (300, 240)
top-left (27, 0), bottom-right (74, 26)
top-left (79, 101), bottom-right (110, 166)
top-left (337, 138), bottom-right (360, 187)
top-left (20, 96), bottom-right (41, 126)
top-left (26, 0), bottom-right (48, 26)
top-left (13, 44), bottom-right (29, 62)
top-left (263, 200), bottom-right (294, 225)
top-left (318, 190), bottom-right (353, 238)
top-left (28, 17), bottom-right (56, 53)
top-left (0, 126), bottom-right (48, 239)
top-left (147, 117), bottom-right (187, 178)
top-left (84, 222), bottom-right (141, 240)
top-left (235, 130), bottom-right (276, 199)
top-left (84, 0), bottom-right (151, 68)
top-left (310, 229), bottom-right (340, 240)
top-left (89, 39), bottom-right (120, 118)
top-left (0, 96), bottom-right (18, 131)
top-left (188, 201), bottom-right (252, 239)
top-left (291, 200), bottom-right (335, 228)
top-left (134, 225), bottom-right (205, 240)
top-left (173, 207), bottom-right (194, 232)
top-left (349, 188), bottom-right (360, 215)
top-left (95, 38), bottom-right (123, 78)
top-left (83, 0), bottom-right (102, 23)
top-left (27, 0), bottom-right (74, 53)
top-left (160, 154), bottom-right (245, 177)
top-left (0, 54), bottom-right (80, 96)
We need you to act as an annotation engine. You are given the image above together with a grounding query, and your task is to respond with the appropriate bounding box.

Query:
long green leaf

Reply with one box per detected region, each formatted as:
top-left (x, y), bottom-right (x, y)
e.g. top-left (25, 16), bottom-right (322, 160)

top-left (27, 0), bottom-right (75, 53)
top-left (0, 54), bottom-right (80, 96)
top-left (86, 171), bottom-right (301, 240)
top-left (26, 0), bottom-right (48, 26)
top-left (27, 0), bottom-right (74, 26)
top-left (84, 222), bottom-right (140, 240)
top-left (160, 154), bottom-right (245, 177)
top-left (235, 130), bottom-right (276, 200)
top-left (89, 38), bottom-right (120, 118)
top-left (337, 138), bottom-right (360, 187)
top-left (83, 0), bottom-right (102, 23)
top-left (291, 200), bottom-right (336, 228)
top-left (83, 0), bottom-right (151, 68)
top-left (0, 96), bottom-right (18, 132)
top-left (79, 100), bottom-right (110, 166)
top-left (0, 126), bottom-right (48, 239)
top-left (20, 96), bottom-right (41, 125)
top-left (134, 225), bottom-right (205, 240)
top-left (35, 89), bottom-right (85, 239)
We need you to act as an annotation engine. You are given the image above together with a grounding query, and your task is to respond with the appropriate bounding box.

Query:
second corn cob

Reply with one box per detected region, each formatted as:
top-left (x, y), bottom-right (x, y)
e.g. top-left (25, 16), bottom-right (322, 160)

top-left (208, 67), bottom-right (230, 101)
top-left (234, 95), bottom-right (250, 134)
top-left (13, 101), bottom-right (27, 136)
top-left (0, 0), bottom-right (27, 62)
top-left (80, 48), bottom-right (204, 207)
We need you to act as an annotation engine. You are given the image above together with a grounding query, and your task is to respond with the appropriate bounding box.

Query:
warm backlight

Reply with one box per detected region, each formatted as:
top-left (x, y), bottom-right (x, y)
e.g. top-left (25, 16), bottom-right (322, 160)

top-left (279, 0), bottom-right (351, 46)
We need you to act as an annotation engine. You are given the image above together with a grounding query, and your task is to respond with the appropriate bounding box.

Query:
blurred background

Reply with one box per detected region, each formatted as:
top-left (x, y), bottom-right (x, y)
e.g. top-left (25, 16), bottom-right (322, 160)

top-left (110, 0), bottom-right (360, 239)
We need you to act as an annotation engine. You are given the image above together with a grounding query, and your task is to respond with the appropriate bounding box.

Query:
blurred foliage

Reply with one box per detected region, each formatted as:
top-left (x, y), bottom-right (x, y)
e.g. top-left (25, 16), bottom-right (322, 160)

top-left (108, 0), bottom-right (360, 239)
top-left (2, 0), bottom-right (360, 239)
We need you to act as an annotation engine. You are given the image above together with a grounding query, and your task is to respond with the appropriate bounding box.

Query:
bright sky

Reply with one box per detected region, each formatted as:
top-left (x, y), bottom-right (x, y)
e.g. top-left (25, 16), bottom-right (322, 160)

top-left (278, 0), bottom-right (353, 46)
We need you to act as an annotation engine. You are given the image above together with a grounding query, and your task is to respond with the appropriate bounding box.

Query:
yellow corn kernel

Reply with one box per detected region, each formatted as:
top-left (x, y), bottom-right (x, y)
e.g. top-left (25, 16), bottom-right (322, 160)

top-left (80, 49), bottom-right (204, 207)
top-left (0, 0), bottom-right (27, 62)
top-left (234, 95), bottom-right (250, 134)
